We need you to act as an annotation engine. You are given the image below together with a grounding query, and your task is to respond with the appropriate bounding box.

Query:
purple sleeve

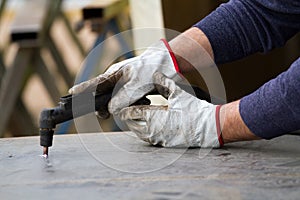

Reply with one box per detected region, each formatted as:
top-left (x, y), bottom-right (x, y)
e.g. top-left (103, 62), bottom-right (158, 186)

top-left (194, 0), bottom-right (300, 64)
top-left (194, 0), bottom-right (300, 138)
top-left (240, 59), bottom-right (300, 139)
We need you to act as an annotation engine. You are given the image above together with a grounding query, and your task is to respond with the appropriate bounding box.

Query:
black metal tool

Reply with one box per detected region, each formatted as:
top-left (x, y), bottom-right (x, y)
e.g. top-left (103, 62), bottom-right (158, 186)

top-left (39, 91), bottom-right (150, 156)
top-left (39, 83), bottom-right (216, 157)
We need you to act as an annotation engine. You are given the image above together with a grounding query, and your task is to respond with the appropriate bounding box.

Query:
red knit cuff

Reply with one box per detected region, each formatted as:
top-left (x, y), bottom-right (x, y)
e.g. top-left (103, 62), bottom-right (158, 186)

top-left (215, 105), bottom-right (224, 147)
top-left (161, 39), bottom-right (181, 73)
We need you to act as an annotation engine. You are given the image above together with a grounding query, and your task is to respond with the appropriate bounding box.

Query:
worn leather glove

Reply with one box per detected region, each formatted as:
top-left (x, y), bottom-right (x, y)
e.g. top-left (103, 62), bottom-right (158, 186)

top-left (119, 72), bottom-right (224, 148)
top-left (69, 39), bottom-right (181, 117)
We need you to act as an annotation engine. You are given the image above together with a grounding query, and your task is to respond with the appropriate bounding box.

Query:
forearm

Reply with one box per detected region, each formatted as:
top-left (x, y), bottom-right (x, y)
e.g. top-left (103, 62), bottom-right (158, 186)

top-left (220, 100), bottom-right (260, 144)
top-left (169, 27), bottom-right (214, 73)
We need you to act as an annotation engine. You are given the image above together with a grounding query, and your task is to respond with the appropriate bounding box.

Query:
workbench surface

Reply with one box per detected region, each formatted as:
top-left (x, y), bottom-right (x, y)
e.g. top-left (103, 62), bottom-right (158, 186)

top-left (1, 132), bottom-right (300, 200)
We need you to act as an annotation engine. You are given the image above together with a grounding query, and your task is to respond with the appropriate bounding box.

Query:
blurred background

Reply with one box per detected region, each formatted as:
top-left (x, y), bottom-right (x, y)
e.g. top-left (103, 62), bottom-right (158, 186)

top-left (0, 0), bottom-right (299, 138)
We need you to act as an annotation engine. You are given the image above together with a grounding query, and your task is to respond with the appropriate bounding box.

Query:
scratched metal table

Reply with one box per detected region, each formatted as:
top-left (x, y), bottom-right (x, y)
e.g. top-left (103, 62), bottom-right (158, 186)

top-left (1, 132), bottom-right (300, 200)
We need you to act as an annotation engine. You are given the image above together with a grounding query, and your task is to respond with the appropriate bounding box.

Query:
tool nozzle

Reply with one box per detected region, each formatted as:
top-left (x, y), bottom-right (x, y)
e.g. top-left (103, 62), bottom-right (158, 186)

top-left (40, 128), bottom-right (54, 157)
top-left (43, 146), bottom-right (49, 157)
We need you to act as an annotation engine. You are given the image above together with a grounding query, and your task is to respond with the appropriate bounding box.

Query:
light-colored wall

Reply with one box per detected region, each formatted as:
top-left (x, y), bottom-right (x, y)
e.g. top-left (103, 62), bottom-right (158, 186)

top-left (129, 0), bottom-right (165, 54)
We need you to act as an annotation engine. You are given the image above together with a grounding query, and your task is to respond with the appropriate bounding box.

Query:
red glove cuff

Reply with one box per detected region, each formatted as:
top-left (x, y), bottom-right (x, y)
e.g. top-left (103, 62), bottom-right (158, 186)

top-left (161, 39), bottom-right (181, 73)
top-left (215, 105), bottom-right (224, 147)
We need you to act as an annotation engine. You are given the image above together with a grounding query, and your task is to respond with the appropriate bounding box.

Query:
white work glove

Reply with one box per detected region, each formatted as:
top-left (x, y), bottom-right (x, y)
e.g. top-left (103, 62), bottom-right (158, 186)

top-left (119, 72), bottom-right (224, 148)
top-left (69, 39), bottom-right (181, 117)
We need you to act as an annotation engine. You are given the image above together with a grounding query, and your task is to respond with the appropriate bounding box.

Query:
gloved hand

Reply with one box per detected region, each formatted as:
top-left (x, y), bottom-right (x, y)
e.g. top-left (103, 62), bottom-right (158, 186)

top-left (119, 72), bottom-right (224, 148)
top-left (69, 39), bottom-right (181, 117)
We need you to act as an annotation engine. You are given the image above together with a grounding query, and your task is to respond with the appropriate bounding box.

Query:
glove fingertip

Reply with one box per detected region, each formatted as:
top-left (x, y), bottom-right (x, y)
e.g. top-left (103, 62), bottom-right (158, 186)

top-left (68, 83), bottom-right (87, 95)
top-left (68, 87), bottom-right (75, 94)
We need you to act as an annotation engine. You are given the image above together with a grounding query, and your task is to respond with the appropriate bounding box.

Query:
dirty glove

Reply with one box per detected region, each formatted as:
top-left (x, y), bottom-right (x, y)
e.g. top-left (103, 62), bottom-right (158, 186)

top-left (69, 39), bottom-right (181, 117)
top-left (119, 72), bottom-right (224, 148)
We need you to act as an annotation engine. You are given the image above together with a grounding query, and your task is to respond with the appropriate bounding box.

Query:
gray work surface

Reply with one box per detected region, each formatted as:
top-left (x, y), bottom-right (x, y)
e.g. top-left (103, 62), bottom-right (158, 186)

top-left (1, 132), bottom-right (300, 200)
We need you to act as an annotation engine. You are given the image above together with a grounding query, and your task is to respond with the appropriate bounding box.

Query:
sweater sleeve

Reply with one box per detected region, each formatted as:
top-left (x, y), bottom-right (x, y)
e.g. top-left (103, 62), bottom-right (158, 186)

top-left (194, 0), bottom-right (300, 64)
top-left (194, 0), bottom-right (300, 138)
top-left (239, 58), bottom-right (300, 139)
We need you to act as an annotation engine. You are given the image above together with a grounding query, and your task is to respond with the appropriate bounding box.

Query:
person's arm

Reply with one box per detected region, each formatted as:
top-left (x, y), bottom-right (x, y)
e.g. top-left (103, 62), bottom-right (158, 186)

top-left (220, 100), bottom-right (260, 143)
top-left (167, 0), bottom-right (300, 142)
top-left (239, 59), bottom-right (300, 139)
top-left (170, 0), bottom-right (300, 71)
top-left (118, 64), bottom-right (300, 147)
top-left (70, 0), bottom-right (300, 144)
top-left (195, 0), bottom-right (300, 64)
top-left (170, 26), bottom-right (261, 142)
top-left (169, 27), bottom-right (214, 73)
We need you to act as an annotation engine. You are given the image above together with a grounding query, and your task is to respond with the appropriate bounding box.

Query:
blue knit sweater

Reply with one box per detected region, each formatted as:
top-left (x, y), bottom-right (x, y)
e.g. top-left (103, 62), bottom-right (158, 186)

top-left (195, 0), bottom-right (300, 139)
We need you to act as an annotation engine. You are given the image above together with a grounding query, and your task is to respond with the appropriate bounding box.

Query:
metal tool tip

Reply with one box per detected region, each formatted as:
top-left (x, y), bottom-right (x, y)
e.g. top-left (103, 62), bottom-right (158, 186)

top-left (43, 147), bottom-right (48, 157)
